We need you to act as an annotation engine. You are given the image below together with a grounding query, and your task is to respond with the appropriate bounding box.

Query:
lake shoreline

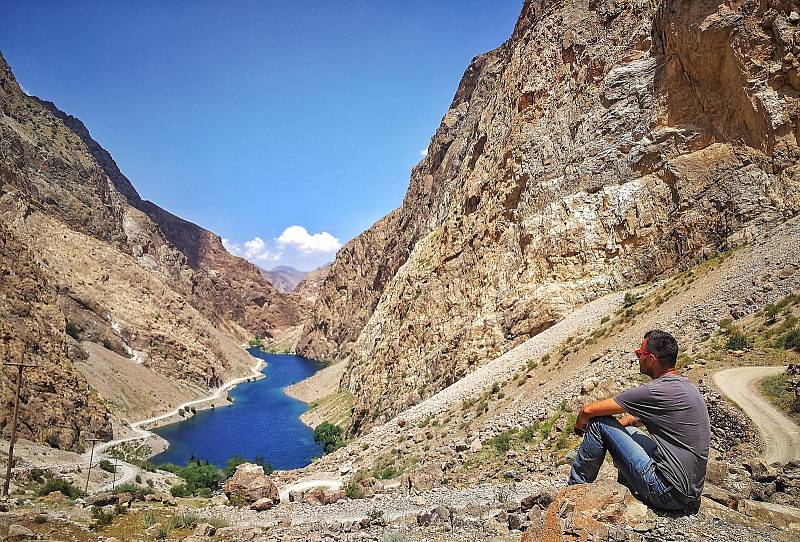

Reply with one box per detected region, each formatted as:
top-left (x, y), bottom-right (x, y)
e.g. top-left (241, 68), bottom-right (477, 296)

top-left (102, 347), bottom-right (267, 461)
top-left (149, 351), bottom-right (325, 469)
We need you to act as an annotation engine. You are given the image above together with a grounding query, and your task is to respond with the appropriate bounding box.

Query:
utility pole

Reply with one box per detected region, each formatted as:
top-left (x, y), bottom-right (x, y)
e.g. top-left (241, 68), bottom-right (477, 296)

top-left (84, 437), bottom-right (103, 494)
top-left (1, 354), bottom-right (37, 498)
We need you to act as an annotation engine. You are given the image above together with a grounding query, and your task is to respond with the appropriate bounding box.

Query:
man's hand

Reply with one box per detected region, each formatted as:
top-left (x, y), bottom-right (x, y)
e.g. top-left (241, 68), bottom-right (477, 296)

top-left (619, 415), bottom-right (641, 428)
top-left (574, 411), bottom-right (590, 435)
top-left (573, 398), bottom-right (626, 435)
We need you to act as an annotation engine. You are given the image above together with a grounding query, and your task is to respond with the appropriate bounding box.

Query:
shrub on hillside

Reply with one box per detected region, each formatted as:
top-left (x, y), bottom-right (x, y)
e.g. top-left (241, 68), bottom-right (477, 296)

top-left (344, 481), bottom-right (365, 499)
top-left (114, 482), bottom-right (154, 498)
top-left (159, 459), bottom-right (224, 496)
top-left (314, 422), bottom-right (345, 454)
top-left (725, 332), bottom-right (752, 351)
top-left (779, 328), bottom-right (800, 351)
top-left (99, 459), bottom-right (116, 473)
top-left (36, 477), bottom-right (82, 499)
top-left (623, 292), bottom-right (638, 308)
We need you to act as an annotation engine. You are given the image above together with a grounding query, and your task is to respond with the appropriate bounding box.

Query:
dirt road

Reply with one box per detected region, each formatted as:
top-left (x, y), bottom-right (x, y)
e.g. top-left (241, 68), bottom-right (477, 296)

top-left (87, 355), bottom-right (266, 492)
top-left (713, 366), bottom-right (800, 464)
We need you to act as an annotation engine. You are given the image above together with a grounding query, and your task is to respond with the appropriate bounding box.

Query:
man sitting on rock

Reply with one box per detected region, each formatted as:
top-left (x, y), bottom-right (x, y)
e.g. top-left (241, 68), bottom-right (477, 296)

top-left (568, 329), bottom-right (709, 512)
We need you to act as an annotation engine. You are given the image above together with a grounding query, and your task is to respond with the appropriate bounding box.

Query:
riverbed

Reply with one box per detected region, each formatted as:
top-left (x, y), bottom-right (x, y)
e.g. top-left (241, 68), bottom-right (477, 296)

top-left (150, 349), bottom-right (325, 470)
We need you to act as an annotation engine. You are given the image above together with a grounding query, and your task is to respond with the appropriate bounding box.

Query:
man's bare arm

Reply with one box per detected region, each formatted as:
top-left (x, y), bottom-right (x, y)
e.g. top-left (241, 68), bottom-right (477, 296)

top-left (574, 398), bottom-right (626, 434)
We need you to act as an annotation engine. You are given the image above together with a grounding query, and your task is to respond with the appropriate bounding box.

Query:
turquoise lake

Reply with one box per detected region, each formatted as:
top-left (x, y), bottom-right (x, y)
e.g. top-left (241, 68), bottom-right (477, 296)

top-left (151, 349), bottom-right (324, 469)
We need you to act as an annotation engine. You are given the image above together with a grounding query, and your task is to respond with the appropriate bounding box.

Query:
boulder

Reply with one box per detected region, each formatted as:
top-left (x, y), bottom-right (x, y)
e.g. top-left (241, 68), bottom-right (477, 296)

top-left (740, 499), bottom-right (800, 530)
top-left (223, 463), bottom-right (278, 506)
top-left (43, 490), bottom-right (68, 503)
top-left (357, 476), bottom-right (384, 497)
top-left (86, 492), bottom-right (118, 507)
top-left (210, 493), bottom-right (229, 506)
top-left (250, 496), bottom-right (276, 511)
top-left (744, 457), bottom-right (779, 482)
top-left (7, 524), bottom-right (36, 539)
top-left (193, 523), bottom-right (216, 537)
top-left (302, 489), bottom-right (326, 506)
top-left (520, 480), bottom-right (654, 541)
top-left (325, 490), bottom-right (347, 504)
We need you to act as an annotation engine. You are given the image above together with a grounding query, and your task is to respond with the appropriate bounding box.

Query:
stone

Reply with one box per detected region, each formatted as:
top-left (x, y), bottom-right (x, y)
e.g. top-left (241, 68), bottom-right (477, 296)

top-left (357, 476), bottom-right (384, 497)
top-left (7, 524), bottom-right (36, 539)
top-left (223, 463), bottom-right (279, 506)
top-left (745, 457), bottom-right (778, 482)
top-left (521, 480), bottom-right (655, 541)
top-left (469, 438), bottom-right (483, 453)
top-left (508, 512), bottom-right (524, 530)
top-left (702, 482), bottom-right (739, 509)
top-left (86, 492), bottom-right (118, 507)
top-left (250, 496), bottom-right (276, 511)
top-left (210, 493), bottom-right (229, 506)
top-left (740, 499), bottom-right (800, 530)
top-left (44, 490), bottom-right (68, 502)
top-left (193, 523), bottom-right (216, 537)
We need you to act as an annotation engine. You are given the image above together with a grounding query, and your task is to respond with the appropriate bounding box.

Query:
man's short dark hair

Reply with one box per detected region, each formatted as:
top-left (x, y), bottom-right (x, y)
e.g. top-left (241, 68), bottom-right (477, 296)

top-left (644, 329), bottom-right (678, 367)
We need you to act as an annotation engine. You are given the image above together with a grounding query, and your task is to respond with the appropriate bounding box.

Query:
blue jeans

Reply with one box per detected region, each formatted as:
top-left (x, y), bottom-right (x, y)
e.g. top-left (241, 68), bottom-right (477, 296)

top-left (568, 416), bottom-right (686, 511)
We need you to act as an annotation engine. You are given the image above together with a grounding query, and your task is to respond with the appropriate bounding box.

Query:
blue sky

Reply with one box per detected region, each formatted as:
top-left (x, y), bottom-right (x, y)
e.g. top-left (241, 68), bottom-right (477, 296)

top-left (1, 1), bottom-right (521, 271)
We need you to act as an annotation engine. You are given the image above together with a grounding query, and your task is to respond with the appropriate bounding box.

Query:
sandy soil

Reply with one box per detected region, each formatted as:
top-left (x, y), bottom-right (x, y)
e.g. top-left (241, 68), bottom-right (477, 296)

top-left (285, 361), bottom-right (347, 404)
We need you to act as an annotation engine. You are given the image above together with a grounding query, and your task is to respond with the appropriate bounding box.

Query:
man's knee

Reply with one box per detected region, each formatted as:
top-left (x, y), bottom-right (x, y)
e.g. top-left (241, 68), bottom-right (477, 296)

top-left (585, 415), bottom-right (618, 434)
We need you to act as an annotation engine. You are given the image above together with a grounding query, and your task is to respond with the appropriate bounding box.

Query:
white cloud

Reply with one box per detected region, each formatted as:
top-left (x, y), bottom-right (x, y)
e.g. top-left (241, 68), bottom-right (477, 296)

top-left (277, 226), bottom-right (341, 254)
top-left (419, 147), bottom-right (428, 158)
top-left (224, 226), bottom-right (340, 269)
top-left (222, 238), bottom-right (241, 255)
top-left (223, 236), bottom-right (279, 262)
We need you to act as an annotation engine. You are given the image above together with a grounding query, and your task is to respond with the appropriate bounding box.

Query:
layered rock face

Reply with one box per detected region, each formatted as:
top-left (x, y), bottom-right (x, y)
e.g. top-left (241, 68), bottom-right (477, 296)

top-left (0, 222), bottom-right (111, 446)
top-left (298, 0), bottom-right (800, 431)
top-left (0, 52), bottom-right (300, 442)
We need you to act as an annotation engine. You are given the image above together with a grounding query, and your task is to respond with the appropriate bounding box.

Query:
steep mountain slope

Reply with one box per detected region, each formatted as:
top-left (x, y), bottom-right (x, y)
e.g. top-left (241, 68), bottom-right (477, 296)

top-left (261, 265), bottom-right (308, 293)
top-left (298, 0), bottom-right (800, 432)
top-left (0, 52), bottom-right (300, 443)
top-left (294, 264), bottom-right (331, 303)
top-left (33, 96), bottom-right (304, 339)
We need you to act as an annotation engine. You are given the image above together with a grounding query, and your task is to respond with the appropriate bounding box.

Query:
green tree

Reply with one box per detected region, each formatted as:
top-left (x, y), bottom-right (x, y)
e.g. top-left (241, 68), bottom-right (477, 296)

top-left (314, 422), bottom-right (344, 454)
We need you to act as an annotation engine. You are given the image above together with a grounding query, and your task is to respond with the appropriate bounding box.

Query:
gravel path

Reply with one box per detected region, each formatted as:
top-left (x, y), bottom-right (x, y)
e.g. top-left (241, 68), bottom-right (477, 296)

top-left (713, 365), bottom-right (800, 464)
top-left (86, 354), bottom-right (265, 493)
top-left (203, 479), bottom-right (556, 527)
top-left (295, 290), bottom-right (624, 479)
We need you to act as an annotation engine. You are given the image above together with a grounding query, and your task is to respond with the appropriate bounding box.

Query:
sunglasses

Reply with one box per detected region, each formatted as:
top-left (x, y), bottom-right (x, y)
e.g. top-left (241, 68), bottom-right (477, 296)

top-left (634, 347), bottom-right (658, 363)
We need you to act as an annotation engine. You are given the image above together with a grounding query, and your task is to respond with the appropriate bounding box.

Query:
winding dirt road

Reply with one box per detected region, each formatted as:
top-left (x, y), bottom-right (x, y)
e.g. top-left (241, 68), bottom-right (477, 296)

top-left (86, 356), bottom-right (265, 492)
top-left (713, 365), bottom-right (800, 464)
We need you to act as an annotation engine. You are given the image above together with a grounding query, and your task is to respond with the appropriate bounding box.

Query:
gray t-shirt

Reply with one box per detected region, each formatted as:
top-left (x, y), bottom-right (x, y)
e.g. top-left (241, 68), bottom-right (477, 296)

top-left (614, 375), bottom-right (710, 500)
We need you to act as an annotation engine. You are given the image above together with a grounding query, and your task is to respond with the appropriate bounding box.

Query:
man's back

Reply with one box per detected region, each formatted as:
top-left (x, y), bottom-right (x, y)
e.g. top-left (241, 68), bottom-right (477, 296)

top-left (615, 375), bottom-right (710, 500)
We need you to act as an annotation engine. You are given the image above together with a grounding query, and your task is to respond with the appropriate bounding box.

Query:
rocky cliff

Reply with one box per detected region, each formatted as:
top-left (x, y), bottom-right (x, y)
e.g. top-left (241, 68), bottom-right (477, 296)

top-left (298, 0), bottom-right (800, 431)
top-left (261, 266), bottom-right (308, 294)
top-left (0, 52), bottom-right (301, 444)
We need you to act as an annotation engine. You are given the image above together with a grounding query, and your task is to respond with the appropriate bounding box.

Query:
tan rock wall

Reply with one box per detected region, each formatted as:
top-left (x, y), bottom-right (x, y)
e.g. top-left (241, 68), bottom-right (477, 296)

top-left (299, 0), bottom-right (800, 431)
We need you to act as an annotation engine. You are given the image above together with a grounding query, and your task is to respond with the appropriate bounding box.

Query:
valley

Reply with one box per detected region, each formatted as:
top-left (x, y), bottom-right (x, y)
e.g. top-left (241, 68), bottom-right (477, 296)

top-left (3, 0), bottom-right (800, 541)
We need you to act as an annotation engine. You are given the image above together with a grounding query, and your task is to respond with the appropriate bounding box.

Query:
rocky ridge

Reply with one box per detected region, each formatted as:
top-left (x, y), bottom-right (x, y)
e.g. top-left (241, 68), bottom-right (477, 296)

top-left (298, 0), bottom-right (800, 432)
top-left (0, 51), bottom-right (300, 442)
